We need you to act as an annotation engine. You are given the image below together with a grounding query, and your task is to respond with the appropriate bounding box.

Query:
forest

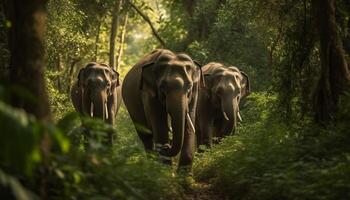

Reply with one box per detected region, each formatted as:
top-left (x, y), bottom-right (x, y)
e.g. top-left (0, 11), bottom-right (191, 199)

top-left (0, 0), bottom-right (350, 199)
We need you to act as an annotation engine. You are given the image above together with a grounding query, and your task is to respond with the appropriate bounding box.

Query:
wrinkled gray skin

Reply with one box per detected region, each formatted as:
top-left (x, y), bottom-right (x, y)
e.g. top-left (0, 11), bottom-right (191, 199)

top-left (122, 49), bottom-right (204, 169)
top-left (71, 62), bottom-right (122, 145)
top-left (196, 62), bottom-right (250, 148)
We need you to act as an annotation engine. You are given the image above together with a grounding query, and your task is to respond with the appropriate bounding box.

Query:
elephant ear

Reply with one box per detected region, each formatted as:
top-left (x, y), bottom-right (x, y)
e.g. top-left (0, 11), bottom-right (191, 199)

top-left (77, 68), bottom-right (85, 87)
top-left (193, 60), bottom-right (206, 88)
top-left (240, 71), bottom-right (251, 98)
top-left (139, 62), bottom-right (155, 89)
top-left (77, 62), bottom-right (96, 87)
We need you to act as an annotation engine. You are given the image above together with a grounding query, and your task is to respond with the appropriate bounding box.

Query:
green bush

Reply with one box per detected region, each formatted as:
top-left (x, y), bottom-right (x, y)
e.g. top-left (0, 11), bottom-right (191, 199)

top-left (194, 92), bottom-right (350, 200)
top-left (48, 107), bottom-right (184, 200)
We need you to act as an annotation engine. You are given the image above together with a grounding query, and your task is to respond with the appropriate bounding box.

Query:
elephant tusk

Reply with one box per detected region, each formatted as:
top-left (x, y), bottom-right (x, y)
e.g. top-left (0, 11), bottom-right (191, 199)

top-left (237, 111), bottom-right (242, 122)
top-left (186, 113), bottom-right (195, 133)
top-left (222, 111), bottom-right (229, 121)
top-left (90, 102), bottom-right (94, 117)
top-left (167, 114), bottom-right (173, 132)
top-left (105, 102), bottom-right (109, 120)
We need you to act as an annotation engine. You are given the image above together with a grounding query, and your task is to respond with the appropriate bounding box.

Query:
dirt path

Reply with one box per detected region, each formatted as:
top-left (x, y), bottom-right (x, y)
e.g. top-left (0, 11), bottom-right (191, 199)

top-left (184, 181), bottom-right (222, 200)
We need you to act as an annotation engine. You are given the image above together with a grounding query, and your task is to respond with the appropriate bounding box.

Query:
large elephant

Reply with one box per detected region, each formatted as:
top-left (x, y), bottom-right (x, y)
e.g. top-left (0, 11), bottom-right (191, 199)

top-left (122, 49), bottom-right (204, 169)
top-left (196, 62), bottom-right (250, 148)
top-left (71, 62), bottom-right (122, 145)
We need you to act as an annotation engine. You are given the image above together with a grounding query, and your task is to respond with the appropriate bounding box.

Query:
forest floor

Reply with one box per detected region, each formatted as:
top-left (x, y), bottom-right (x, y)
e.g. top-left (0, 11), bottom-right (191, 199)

top-left (184, 181), bottom-right (222, 200)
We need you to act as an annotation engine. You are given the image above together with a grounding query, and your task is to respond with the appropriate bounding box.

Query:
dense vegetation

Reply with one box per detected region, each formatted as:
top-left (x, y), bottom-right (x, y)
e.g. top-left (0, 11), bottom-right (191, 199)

top-left (0, 0), bottom-right (349, 199)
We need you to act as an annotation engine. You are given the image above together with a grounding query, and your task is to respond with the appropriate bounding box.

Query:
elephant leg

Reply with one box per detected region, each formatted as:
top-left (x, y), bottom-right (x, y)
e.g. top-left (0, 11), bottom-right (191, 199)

top-left (126, 106), bottom-right (153, 152)
top-left (201, 121), bottom-right (214, 148)
top-left (106, 110), bottom-right (115, 146)
top-left (142, 93), bottom-right (170, 163)
top-left (197, 112), bottom-right (214, 149)
top-left (213, 118), bottom-right (224, 144)
top-left (138, 133), bottom-right (153, 152)
top-left (214, 117), bottom-right (233, 143)
top-left (196, 94), bottom-right (214, 149)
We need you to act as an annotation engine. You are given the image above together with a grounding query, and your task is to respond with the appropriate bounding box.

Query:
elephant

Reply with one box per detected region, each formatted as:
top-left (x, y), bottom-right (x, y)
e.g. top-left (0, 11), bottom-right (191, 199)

top-left (122, 49), bottom-right (204, 169)
top-left (196, 62), bottom-right (250, 148)
top-left (70, 62), bottom-right (122, 145)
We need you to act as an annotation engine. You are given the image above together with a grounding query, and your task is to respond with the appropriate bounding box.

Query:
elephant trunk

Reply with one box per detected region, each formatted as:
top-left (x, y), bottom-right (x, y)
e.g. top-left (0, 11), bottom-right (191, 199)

top-left (161, 92), bottom-right (186, 157)
top-left (221, 96), bottom-right (238, 135)
top-left (91, 92), bottom-right (105, 120)
top-left (82, 89), bottom-right (92, 116)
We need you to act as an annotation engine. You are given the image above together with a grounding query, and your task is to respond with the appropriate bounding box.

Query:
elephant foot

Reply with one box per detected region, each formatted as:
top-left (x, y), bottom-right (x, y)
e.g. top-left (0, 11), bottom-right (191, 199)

top-left (177, 166), bottom-right (197, 191)
top-left (159, 143), bottom-right (172, 156)
top-left (159, 154), bottom-right (172, 165)
top-left (156, 143), bottom-right (173, 165)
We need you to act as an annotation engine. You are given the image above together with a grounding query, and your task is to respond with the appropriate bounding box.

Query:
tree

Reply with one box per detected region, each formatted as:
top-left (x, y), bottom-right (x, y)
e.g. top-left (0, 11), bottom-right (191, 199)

top-left (312, 0), bottom-right (350, 122)
top-left (109, 0), bottom-right (123, 70)
top-left (7, 0), bottom-right (51, 122)
top-left (127, 0), bottom-right (166, 47)
top-left (6, 0), bottom-right (51, 199)
top-left (116, 12), bottom-right (128, 70)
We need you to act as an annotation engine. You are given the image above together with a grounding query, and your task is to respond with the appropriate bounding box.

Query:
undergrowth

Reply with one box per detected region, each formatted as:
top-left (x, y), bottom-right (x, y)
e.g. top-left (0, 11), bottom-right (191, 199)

top-left (194, 92), bottom-right (350, 200)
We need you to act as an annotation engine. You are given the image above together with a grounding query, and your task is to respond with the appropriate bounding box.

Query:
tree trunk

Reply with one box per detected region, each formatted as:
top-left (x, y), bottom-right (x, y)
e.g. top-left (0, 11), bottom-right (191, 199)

top-left (94, 18), bottom-right (102, 62)
top-left (56, 54), bottom-right (62, 92)
top-left (182, 0), bottom-right (196, 17)
top-left (312, 0), bottom-right (350, 122)
top-left (8, 0), bottom-right (51, 122)
top-left (116, 12), bottom-right (128, 71)
top-left (7, 1), bottom-right (51, 199)
top-left (109, 0), bottom-right (123, 70)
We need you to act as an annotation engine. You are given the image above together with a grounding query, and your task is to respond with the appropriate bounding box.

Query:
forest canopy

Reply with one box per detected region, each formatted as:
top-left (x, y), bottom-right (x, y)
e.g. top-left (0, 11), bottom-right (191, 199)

top-left (0, 0), bottom-right (350, 199)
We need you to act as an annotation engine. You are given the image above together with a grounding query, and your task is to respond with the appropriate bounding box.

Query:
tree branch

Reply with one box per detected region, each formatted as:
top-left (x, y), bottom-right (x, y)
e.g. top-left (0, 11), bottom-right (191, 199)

top-left (127, 0), bottom-right (166, 47)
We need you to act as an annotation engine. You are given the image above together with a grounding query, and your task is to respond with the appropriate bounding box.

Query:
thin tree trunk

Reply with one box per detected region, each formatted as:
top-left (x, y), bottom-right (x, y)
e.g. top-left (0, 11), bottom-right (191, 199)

top-left (182, 0), bottom-right (196, 17)
top-left (94, 18), bottom-right (102, 62)
top-left (116, 12), bottom-right (128, 71)
top-left (56, 54), bottom-right (62, 92)
top-left (109, 0), bottom-right (123, 70)
top-left (312, 0), bottom-right (350, 122)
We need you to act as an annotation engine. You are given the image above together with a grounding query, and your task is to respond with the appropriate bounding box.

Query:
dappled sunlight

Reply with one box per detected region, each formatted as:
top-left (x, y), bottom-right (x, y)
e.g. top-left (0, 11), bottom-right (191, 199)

top-left (1, 0), bottom-right (350, 199)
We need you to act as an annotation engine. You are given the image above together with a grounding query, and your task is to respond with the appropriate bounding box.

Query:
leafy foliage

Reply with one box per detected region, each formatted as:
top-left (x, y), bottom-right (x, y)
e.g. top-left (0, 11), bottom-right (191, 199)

top-left (1, 0), bottom-right (350, 199)
top-left (194, 92), bottom-right (350, 200)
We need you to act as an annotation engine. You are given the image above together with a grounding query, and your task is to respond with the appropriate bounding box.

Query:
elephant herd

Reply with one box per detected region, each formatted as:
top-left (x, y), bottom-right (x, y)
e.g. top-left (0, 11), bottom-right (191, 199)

top-left (71, 49), bottom-right (250, 171)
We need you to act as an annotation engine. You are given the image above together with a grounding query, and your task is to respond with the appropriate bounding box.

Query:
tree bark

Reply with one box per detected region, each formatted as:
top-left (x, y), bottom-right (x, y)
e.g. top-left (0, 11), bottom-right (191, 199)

top-left (56, 54), bottom-right (62, 92)
top-left (109, 0), bottom-right (123, 70)
top-left (312, 0), bottom-right (350, 122)
top-left (8, 0), bottom-right (51, 122)
top-left (182, 0), bottom-right (196, 17)
top-left (127, 0), bottom-right (166, 47)
top-left (94, 18), bottom-right (103, 62)
top-left (7, 1), bottom-right (51, 199)
top-left (116, 12), bottom-right (128, 71)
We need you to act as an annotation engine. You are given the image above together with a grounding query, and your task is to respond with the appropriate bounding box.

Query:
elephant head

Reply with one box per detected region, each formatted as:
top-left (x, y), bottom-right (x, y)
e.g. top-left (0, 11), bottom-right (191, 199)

top-left (204, 65), bottom-right (250, 135)
top-left (140, 50), bottom-right (204, 157)
top-left (77, 62), bottom-right (120, 121)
